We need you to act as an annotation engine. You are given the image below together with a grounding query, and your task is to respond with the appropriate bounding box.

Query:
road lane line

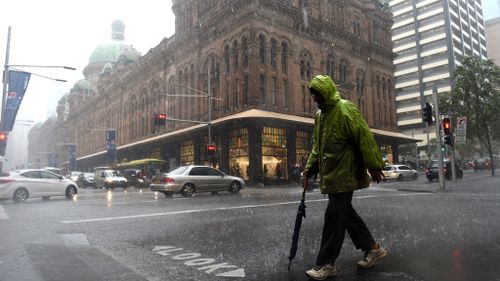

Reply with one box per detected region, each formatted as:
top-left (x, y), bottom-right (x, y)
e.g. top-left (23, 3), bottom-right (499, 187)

top-left (60, 193), bottom-right (429, 224)
top-left (0, 203), bottom-right (9, 220)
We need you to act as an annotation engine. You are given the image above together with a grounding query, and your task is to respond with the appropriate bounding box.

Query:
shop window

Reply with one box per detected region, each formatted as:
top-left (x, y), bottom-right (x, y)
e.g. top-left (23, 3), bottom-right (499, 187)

top-left (229, 128), bottom-right (249, 180)
top-left (296, 130), bottom-right (311, 167)
top-left (180, 140), bottom-right (194, 165)
top-left (262, 127), bottom-right (288, 180)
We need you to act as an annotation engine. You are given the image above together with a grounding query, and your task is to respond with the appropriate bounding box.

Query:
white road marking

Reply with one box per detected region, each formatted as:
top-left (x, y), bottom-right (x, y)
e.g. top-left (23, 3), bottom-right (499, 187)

top-left (153, 245), bottom-right (245, 278)
top-left (0, 203), bottom-right (9, 220)
top-left (60, 192), bottom-right (429, 224)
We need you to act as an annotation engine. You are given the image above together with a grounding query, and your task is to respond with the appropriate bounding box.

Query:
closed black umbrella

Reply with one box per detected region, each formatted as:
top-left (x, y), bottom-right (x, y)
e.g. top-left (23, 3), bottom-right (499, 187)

top-left (287, 178), bottom-right (308, 272)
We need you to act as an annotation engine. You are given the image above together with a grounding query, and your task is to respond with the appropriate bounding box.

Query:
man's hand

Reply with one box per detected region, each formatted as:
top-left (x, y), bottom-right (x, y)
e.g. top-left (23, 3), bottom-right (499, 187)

top-left (368, 168), bottom-right (384, 183)
top-left (302, 169), bottom-right (310, 180)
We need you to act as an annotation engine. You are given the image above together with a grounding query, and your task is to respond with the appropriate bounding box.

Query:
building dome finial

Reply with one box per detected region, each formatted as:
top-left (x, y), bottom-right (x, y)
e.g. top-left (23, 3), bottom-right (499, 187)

top-left (111, 20), bottom-right (125, 40)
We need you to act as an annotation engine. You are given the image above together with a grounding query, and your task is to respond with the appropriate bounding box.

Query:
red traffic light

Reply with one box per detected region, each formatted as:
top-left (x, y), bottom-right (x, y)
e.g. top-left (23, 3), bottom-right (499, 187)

top-left (207, 144), bottom-right (217, 157)
top-left (154, 113), bottom-right (168, 126)
top-left (442, 117), bottom-right (451, 135)
top-left (0, 132), bottom-right (7, 142)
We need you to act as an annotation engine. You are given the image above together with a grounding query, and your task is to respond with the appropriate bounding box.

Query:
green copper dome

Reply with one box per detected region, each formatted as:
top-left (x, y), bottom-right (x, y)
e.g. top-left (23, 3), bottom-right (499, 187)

top-left (88, 40), bottom-right (131, 64)
top-left (72, 79), bottom-right (96, 93)
top-left (116, 47), bottom-right (142, 64)
top-left (88, 20), bottom-right (130, 65)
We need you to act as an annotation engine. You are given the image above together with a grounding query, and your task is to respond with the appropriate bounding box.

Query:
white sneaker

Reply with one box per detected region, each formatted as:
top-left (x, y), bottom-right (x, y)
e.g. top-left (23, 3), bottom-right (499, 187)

top-left (357, 244), bottom-right (387, 268)
top-left (305, 264), bottom-right (337, 280)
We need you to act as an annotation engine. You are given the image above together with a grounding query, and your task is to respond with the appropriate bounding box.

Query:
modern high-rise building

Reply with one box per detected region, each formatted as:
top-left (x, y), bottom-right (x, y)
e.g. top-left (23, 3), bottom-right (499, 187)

top-left (390, 0), bottom-right (488, 154)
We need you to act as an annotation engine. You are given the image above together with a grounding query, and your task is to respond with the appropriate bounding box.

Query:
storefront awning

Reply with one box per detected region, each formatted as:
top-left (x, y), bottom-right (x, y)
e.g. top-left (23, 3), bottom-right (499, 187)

top-left (77, 109), bottom-right (421, 161)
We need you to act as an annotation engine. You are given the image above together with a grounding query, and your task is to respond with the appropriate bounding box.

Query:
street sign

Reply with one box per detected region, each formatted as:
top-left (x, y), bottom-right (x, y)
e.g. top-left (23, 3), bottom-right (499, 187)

top-left (456, 117), bottom-right (467, 144)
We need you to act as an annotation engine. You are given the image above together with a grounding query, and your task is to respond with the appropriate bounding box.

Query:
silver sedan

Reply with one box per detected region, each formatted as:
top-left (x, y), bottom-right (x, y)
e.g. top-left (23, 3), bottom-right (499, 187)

top-left (150, 165), bottom-right (245, 197)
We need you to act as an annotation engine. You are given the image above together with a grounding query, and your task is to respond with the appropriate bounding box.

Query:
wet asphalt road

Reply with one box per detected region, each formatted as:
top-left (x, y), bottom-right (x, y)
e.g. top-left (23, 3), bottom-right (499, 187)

top-left (0, 170), bottom-right (499, 281)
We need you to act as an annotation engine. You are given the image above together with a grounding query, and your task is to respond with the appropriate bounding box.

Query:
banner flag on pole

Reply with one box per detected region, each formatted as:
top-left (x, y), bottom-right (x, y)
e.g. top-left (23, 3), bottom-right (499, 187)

top-left (2, 70), bottom-right (31, 132)
top-left (106, 130), bottom-right (116, 162)
top-left (68, 144), bottom-right (76, 170)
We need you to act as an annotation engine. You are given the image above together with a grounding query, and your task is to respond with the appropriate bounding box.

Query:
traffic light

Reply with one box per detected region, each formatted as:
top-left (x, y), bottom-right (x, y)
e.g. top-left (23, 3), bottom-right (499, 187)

top-left (444, 135), bottom-right (453, 145)
top-left (0, 132), bottom-right (7, 142)
top-left (0, 132), bottom-right (8, 156)
top-left (422, 102), bottom-right (433, 124)
top-left (442, 117), bottom-right (451, 135)
top-left (207, 144), bottom-right (217, 157)
top-left (442, 117), bottom-right (453, 145)
top-left (154, 113), bottom-right (167, 126)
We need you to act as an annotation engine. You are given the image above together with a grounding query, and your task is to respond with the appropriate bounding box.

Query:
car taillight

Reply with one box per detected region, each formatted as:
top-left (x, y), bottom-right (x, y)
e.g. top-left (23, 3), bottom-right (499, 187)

top-left (162, 177), bottom-right (174, 183)
top-left (0, 179), bottom-right (14, 184)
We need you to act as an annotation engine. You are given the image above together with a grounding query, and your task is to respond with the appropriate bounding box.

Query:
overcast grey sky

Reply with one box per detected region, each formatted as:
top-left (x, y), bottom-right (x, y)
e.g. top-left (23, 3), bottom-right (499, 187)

top-left (1, 0), bottom-right (176, 170)
top-left (1, 0), bottom-right (176, 123)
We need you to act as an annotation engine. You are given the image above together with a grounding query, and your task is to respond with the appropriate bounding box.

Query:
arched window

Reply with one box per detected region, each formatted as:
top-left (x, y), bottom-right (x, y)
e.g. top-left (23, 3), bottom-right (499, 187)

top-left (224, 45), bottom-right (230, 72)
top-left (306, 61), bottom-right (312, 80)
top-left (326, 53), bottom-right (335, 79)
top-left (242, 36), bottom-right (249, 66)
top-left (281, 42), bottom-right (288, 72)
top-left (352, 17), bottom-right (361, 36)
top-left (270, 38), bottom-right (277, 69)
top-left (300, 51), bottom-right (313, 81)
top-left (259, 34), bottom-right (266, 64)
top-left (300, 60), bottom-right (306, 80)
top-left (382, 77), bottom-right (387, 124)
top-left (339, 60), bottom-right (348, 82)
top-left (233, 40), bottom-right (239, 69)
top-left (375, 75), bottom-right (381, 124)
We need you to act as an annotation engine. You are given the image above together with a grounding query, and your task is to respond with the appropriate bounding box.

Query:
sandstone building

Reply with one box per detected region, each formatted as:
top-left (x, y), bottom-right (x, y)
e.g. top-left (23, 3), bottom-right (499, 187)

top-left (29, 0), bottom-right (416, 183)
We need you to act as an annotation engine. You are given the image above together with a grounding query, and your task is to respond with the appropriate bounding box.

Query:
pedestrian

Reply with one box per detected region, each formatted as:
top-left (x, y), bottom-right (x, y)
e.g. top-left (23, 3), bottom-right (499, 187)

top-left (303, 74), bottom-right (387, 280)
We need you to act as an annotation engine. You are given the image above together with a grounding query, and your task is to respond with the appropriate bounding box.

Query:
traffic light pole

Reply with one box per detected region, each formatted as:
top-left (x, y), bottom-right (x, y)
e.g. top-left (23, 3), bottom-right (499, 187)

top-left (433, 87), bottom-right (445, 191)
top-left (208, 66), bottom-right (212, 145)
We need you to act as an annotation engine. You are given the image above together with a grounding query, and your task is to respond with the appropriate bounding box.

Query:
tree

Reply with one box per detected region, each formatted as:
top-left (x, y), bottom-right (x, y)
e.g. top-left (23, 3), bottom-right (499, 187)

top-left (439, 56), bottom-right (500, 176)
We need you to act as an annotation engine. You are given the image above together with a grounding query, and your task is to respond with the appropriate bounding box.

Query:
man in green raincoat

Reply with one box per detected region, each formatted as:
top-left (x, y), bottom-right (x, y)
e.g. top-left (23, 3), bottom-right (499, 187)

top-left (303, 74), bottom-right (387, 280)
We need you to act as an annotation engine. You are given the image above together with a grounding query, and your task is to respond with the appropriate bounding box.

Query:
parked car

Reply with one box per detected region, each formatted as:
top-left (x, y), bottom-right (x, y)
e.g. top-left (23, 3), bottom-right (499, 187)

top-left (382, 164), bottom-right (418, 181)
top-left (43, 167), bottom-right (62, 175)
top-left (122, 169), bottom-right (149, 188)
top-left (426, 161), bottom-right (463, 181)
top-left (0, 169), bottom-right (78, 202)
top-left (68, 171), bottom-right (82, 182)
top-left (150, 165), bottom-right (245, 197)
top-left (76, 172), bottom-right (95, 188)
top-left (473, 158), bottom-right (491, 172)
top-left (93, 168), bottom-right (127, 189)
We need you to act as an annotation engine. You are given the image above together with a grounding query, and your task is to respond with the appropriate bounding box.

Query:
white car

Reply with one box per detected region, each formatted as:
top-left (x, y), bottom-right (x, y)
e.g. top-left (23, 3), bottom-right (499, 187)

top-left (382, 165), bottom-right (418, 181)
top-left (0, 169), bottom-right (78, 202)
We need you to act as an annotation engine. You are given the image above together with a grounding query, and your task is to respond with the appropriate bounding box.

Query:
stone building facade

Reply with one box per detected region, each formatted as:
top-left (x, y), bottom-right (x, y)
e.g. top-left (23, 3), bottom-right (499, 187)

top-left (29, 0), bottom-right (416, 183)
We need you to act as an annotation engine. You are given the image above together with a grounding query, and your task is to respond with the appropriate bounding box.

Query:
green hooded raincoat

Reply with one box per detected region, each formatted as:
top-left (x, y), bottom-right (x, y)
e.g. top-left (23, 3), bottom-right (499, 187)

top-left (305, 75), bottom-right (384, 194)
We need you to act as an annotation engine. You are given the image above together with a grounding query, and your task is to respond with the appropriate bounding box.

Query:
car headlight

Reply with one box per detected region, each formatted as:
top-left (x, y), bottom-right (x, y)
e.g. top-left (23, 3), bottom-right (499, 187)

top-left (104, 179), bottom-right (112, 183)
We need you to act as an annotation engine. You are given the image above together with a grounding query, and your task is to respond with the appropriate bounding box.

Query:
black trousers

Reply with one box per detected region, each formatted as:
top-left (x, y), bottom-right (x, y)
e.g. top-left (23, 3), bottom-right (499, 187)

top-left (316, 191), bottom-right (375, 266)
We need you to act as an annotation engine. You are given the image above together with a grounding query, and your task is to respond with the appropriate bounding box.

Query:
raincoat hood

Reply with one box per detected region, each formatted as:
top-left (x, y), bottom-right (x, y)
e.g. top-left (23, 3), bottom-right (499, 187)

top-left (308, 75), bottom-right (341, 111)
